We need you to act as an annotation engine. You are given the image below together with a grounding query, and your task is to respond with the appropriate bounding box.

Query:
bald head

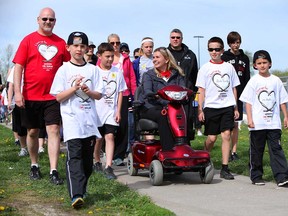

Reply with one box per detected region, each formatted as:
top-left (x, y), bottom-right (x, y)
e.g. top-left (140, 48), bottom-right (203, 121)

top-left (37, 7), bottom-right (56, 36)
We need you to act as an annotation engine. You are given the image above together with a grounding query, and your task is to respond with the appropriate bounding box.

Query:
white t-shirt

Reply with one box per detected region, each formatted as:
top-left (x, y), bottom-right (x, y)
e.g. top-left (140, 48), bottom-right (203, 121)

top-left (196, 61), bottom-right (240, 108)
top-left (239, 73), bottom-right (288, 131)
top-left (50, 62), bottom-right (104, 142)
top-left (95, 65), bottom-right (127, 126)
top-left (7, 66), bottom-right (24, 106)
top-left (139, 56), bottom-right (153, 83)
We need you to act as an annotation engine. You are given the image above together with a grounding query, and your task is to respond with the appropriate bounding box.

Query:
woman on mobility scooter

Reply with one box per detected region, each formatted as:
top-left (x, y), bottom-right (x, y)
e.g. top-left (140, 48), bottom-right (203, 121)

top-left (138, 47), bottom-right (185, 150)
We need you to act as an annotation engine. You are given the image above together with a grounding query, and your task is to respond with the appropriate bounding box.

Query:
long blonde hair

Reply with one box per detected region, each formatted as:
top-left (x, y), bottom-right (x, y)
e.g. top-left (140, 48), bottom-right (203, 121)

top-left (153, 47), bottom-right (184, 77)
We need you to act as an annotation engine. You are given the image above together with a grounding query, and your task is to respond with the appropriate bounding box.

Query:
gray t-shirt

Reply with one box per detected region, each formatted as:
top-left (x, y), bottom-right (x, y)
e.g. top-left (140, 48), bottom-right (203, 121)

top-left (139, 56), bottom-right (154, 83)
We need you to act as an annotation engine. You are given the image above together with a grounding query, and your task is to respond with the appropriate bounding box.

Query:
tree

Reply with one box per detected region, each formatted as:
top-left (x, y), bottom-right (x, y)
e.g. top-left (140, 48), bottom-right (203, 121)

top-left (0, 44), bottom-right (14, 83)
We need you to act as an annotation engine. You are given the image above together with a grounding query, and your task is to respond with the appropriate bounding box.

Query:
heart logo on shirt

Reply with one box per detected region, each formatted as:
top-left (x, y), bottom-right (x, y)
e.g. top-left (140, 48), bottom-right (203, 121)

top-left (258, 90), bottom-right (276, 112)
top-left (212, 74), bottom-right (230, 91)
top-left (38, 44), bottom-right (58, 61)
top-left (72, 79), bottom-right (92, 102)
top-left (104, 80), bottom-right (117, 99)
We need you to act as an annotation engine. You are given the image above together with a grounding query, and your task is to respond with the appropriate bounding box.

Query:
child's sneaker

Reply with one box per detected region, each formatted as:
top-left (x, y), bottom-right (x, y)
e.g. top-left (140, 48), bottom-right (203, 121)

top-left (18, 148), bottom-right (28, 157)
top-left (277, 177), bottom-right (288, 187)
top-left (71, 196), bottom-right (84, 209)
top-left (38, 147), bottom-right (45, 154)
top-left (93, 162), bottom-right (103, 173)
top-left (252, 178), bottom-right (265, 186)
top-left (104, 166), bottom-right (117, 180)
top-left (50, 170), bottom-right (64, 185)
top-left (220, 169), bottom-right (234, 180)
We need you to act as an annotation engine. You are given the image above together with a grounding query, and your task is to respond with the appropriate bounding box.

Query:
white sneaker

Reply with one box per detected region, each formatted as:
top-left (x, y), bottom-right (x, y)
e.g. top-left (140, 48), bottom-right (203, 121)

top-left (38, 147), bottom-right (45, 154)
top-left (197, 130), bottom-right (203, 136)
top-left (18, 148), bottom-right (28, 157)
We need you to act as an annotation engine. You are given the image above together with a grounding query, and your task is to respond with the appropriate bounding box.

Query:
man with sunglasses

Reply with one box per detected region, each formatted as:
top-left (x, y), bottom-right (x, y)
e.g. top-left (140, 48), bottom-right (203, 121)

top-left (13, 7), bottom-right (70, 185)
top-left (167, 28), bottom-right (199, 142)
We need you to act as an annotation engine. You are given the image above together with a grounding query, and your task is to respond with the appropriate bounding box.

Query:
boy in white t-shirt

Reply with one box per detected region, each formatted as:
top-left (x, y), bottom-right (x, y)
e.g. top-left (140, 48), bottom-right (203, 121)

top-left (240, 50), bottom-right (288, 187)
top-left (93, 43), bottom-right (127, 180)
top-left (196, 37), bottom-right (240, 180)
top-left (50, 32), bottom-right (104, 209)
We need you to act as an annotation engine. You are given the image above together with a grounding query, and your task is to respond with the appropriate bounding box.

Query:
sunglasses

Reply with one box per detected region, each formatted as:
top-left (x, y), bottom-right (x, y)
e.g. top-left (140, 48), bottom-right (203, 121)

top-left (110, 42), bottom-right (120, 46)
top-left (171, 36), bottom-right (181, 39)
top-left (41, 17), bottom-right (56, 22)
top-left (121, 49), bottom-right (129, 53)
top-left (208, 48), bottom-right (222, 52)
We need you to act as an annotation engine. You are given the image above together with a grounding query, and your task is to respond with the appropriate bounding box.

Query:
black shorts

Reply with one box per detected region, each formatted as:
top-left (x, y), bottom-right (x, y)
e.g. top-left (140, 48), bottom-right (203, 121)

top-left (98, 124), bottom-right (118, 136)
top-left (12, 105), bottom-right (27, 136)
top-left (20, 100), bottom-right (61, 129)
top-left (203, 106), bottom-right (234, 135)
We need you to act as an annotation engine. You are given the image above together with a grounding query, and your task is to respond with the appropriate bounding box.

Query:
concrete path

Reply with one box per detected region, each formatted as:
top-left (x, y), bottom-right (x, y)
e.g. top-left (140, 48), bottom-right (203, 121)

top-left (114, 164), bottom-right (288, 216)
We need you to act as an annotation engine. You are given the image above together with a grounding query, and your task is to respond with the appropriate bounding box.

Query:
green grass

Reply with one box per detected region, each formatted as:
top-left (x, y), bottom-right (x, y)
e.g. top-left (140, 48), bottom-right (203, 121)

top-left (0, 125), bottom-right (174, 216)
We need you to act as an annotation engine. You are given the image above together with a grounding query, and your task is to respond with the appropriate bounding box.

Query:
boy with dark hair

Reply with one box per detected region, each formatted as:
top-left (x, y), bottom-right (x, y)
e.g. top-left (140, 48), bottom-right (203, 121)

top-left (240, 50), bottom-right (288, 186)
top-left (196, 36), bottom-right (240, 180)
top-left (93, 42), bottom-right (127, 179)
top-left (50, 31), bottom-right (104, 208)
top-left (221, 31), bottom-right (250, 161)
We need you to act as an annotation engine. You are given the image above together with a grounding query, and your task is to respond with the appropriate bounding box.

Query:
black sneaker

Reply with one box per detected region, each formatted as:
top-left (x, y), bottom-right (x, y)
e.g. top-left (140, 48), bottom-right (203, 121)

top-left (30, 166), bottom-right (41, 180)
top-left (15, 139), bottom-right (20, 146)
top-left (50, 170), bottom-right (64, 185)
top-left (71, 196), bottom-right (84, 209)
top-left (277, 177), bottom-right (288, 187)
top-left (220, 169), bottom-right (234, 180)
top-left (252, 178), bottom-right (265, 186)
top-left (93, 162), bottom-right (103, 173)
top-left (229, 152), bottom-right (240, 162)
top-left (104, 166), bottom-right (117, 180)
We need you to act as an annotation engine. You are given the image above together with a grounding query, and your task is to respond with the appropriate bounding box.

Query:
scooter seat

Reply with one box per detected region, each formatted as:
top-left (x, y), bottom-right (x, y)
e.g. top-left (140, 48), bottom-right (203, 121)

top-left (137, 119), bottom-right (158, 131)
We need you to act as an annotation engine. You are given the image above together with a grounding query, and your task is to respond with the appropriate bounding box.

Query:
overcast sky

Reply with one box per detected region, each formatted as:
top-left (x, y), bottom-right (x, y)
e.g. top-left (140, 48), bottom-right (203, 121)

top-left (0, 0), bottom-right (287, 71)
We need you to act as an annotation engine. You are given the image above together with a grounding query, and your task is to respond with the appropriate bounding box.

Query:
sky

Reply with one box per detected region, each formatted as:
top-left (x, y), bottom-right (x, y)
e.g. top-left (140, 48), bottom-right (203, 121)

top-left (0, 0), bottom-right (287, 71)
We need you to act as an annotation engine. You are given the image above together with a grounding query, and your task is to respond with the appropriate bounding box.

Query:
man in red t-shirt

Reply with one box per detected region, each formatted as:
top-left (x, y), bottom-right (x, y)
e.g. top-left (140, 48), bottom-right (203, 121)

top-left (13, 7), bottom-right (70, 184)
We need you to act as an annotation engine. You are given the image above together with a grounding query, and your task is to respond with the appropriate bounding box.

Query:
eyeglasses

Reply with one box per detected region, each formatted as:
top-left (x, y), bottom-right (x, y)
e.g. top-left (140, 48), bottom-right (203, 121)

top-left (208, 48), bottom-right (222, 52)
top-left (110, 42), bottom-right (120, 46)
top-left (121, 50), bottom-right (129, 53)
top-left (171, 36), bottom-right (181, 39)
top-left (41, 17), bottom-right (56, 22)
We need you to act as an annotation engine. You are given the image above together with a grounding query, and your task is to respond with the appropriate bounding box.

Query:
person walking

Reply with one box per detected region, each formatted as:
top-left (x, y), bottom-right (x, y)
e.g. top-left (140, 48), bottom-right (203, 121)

top-left (13, 7), bottom-right (70, 184)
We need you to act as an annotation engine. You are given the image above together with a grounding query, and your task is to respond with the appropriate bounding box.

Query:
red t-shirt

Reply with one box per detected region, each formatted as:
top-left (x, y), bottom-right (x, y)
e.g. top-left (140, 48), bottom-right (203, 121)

top-left (13, 31), bottom-right (70, 101)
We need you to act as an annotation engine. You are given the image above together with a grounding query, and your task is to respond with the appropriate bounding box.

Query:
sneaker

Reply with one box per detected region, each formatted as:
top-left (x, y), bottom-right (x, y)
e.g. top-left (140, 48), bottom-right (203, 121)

top-left (38, 147), bottom-right (45, 154)
top-left (93, 162), bottom-right (103, 173)
top-left (197, 130), bottom-right (203, 136)
top-left (229, 152), bottom-right (240, 161)
top-left (71, 196), bottom-right (84, 209)
top-left (14, 139), bottom-right (20, 146)
top-left (252, 178), bottom-right (265, 186)
top-left (277, 177), bottom-right (288, 187)
top-left (18, 148), bottom-right (28, 157)
top-left (220, 169), bottom-right (234, 180)
top-left (30, 166), bottom-right (41, 180)
top-left (113, 158), bottom-right (125, 166)
top-left (104, 166), bottom-right (117, 180)
top-left (50, 170), bottom-right (64, 185)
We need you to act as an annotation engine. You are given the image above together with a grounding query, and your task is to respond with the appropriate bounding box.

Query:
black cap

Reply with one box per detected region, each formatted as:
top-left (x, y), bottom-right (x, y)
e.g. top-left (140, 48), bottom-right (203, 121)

top-left (67, 31), bottom-right (89, 46)
top-left (120, 42), bottom-right (129, 51)
top-left (253, 50), bottom-right (272, 69)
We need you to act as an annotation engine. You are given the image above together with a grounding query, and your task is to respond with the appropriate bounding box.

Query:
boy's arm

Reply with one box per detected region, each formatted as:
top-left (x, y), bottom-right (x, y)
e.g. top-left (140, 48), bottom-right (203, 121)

top-left (246, 102), bottom-right (254, 128)
top-left (197, 87), bottom-right (205, 122)
top-left (55, 77), bottom-right (82, 103)
top-left (280, 103), bottom-right (288, 129)
top-left (115, 92), bottom-right (123, 124)
top-left (233, 87), bottom-right (239, 119)
top-left (81, 83), bottom-right (102, 100)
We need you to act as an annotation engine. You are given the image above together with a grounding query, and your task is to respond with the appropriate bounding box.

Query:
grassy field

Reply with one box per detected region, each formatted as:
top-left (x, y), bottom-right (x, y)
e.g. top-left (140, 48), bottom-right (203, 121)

top-left (0, 125), bottom-right (174, 216)
top-left (1, 123), bottom-right (288, 215)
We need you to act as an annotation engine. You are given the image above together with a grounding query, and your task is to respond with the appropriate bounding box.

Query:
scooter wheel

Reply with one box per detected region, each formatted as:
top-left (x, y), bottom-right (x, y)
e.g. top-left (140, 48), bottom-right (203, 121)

top-left (149, 160), bottom-right (163, 186)
top-left (127, 153), bottom-right (138, 176)
top-left (199, 161), bottom-right (214, 184)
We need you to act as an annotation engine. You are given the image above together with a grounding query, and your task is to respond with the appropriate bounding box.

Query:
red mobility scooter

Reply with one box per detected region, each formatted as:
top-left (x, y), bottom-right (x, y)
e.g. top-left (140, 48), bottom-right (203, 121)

top-left (127, 85), bottom-right (214, 186)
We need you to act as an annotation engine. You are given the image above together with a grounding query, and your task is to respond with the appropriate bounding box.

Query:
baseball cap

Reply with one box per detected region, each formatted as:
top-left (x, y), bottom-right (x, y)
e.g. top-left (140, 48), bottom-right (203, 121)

top-left (253, 50), bottom-right (272, 69)
top-left (120, 42), bottom-right (129, 51)
top-left (88, 41), bottom-right (96, 48)
top-left (67, 31), bottom-right (88, 46)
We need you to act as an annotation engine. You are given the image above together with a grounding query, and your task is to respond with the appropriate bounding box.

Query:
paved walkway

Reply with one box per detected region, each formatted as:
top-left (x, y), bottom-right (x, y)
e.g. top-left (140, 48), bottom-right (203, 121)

top-left (114, 162), bottom-right (288, 216)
